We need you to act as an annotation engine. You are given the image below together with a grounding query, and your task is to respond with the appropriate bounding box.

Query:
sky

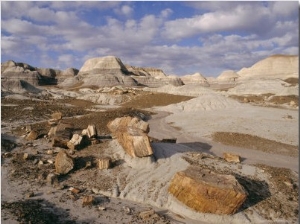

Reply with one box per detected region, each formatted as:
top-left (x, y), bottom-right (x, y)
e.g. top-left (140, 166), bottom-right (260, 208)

top-left (1, 1), bottom-right (299, 77)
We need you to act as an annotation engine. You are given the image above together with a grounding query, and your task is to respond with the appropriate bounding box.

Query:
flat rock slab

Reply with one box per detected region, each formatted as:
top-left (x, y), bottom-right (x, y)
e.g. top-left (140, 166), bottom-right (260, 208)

top-left (168, 166), bottom-right (247, 215)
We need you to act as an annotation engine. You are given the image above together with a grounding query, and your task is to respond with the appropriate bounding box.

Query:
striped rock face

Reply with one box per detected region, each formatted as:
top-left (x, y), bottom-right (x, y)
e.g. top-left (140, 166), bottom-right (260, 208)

top-left (169, 166), bottom-right (247, 215)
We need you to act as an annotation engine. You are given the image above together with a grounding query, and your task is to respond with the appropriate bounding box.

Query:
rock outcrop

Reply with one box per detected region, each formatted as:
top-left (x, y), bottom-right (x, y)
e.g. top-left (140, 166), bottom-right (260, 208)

top-left (107, 116), bottom-right (153, 157)
top-left (168, 166), bottom-right (247, 215)
top-left (237, 55), bottom-right (298, 79)
top-left (1, 60), bottom-right (79, 93)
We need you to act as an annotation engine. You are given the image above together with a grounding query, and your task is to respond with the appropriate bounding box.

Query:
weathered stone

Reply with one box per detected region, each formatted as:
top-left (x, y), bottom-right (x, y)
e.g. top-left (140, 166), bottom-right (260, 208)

top-left (168, 166), bottom-right (247, 215)
top-left (26, 130), bottom-right (39, 141)
top-left (55, 151), bottom-right (74, 175)
top-left (46, 173), bottom-right (58, 186)
top-left (82, 125), bottom-right (97, 138)
top-left (223, 152), bottom-right (241, 163)
top-left (26, 191), bottom-right (35, 198)
top-left (98, 157), bottom-right (111, 170)
top-left (51, 112), bottom-right (62, 120)
top-left (82, 195), bottom-right (94, 207)
top-left (161, 138), bottom-right (177, 143)
top-left (107, 116), bottom-right (149, 134)
top-left (67, 134), bottom-right (83, 150)
top-left (49, 121), bottom-right (73, 148)
top-left (139, 209), bottom-right (156, 220)
top-left (23, 153), bottom-right (32, 160)
top-left (112, 184), bottom-right (120, 197)
top-left (69, 187), bottom-right (80, 194)
top-left (107, 116), bottom-right (153, 158)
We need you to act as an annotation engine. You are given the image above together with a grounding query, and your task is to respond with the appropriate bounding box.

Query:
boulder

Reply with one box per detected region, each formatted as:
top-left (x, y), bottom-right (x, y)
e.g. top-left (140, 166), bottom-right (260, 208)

top-left (50, 121), bottom-right (74, 148)
top-left (107, 116), bottom-right (153, 157)
top-left (55, 151), bottom-right (74, 175)
top-left (168, 166), bottom-right (247, 215)
top-left (223, 152), bottom-right (241, 163)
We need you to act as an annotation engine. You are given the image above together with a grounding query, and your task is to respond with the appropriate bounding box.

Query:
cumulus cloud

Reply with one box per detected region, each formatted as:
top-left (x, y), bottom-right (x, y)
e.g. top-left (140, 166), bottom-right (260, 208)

top-left (1, 1), bottom-right (298, 76)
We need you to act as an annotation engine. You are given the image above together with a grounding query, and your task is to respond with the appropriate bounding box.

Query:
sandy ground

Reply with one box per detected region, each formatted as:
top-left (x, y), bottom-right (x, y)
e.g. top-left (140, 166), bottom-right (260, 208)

top-left (1, 84), bottom-right (299, 224)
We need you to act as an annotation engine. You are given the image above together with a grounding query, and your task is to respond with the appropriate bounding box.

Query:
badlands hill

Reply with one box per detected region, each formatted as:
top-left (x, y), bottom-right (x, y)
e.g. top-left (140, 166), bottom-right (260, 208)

top-left (237, 54), bottom-right (298, 79)
top-left (1, 60), bottom-right (78, 93)
top-left (180, 72), bottom-right (210, 86)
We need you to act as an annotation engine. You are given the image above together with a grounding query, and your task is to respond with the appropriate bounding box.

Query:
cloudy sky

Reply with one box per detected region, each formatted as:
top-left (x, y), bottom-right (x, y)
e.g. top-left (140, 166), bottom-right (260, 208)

top-left (1, 1), bottom-right (299, 77)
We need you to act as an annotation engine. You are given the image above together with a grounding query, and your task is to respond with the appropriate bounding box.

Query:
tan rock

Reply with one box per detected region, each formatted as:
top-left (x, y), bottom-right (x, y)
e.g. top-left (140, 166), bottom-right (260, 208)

top-left (168, 166), bottom-right (247, 215)
top-left (26, 130), bottom-right (39, 141)
top-left (223, 152), bottom-right (241, 163)
top-left (98, 157), bottom-right (111, 170)
top-left (50, 121), bottom-right (74, 148)
top-left (139, 209), bottom-right (156, 220)
top-left (67, 134), bottom-right (83, 150)
top-left (107, 116), bottom-right (153, 158)
top-left (46, 173), bottom-right (58, 186)
top-left (51, 112), bottom-right (62, 120)
top-left (107, 116), bottom-right (149, 134)
top-left (82, 195), bottom-right (94, 207)
top-left (55, 151), bottom-right (74, 175)
top-left (82, 125), bottom-right (97, 138)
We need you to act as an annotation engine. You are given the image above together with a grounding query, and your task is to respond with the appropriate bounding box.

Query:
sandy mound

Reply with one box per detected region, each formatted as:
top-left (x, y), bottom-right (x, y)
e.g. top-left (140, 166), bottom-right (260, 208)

top-left (180, 72), bottom-right (209, 86)
top-left (226, 79), bottom-right (298, 96)
top-left (217, 70), bottom-right (239, 82)
top-left (144, 84), bottom-right (215, 97)
top-left (157, 92), bottom-right (241, 113)
top-left (237, 55), bottom-right (298, 79)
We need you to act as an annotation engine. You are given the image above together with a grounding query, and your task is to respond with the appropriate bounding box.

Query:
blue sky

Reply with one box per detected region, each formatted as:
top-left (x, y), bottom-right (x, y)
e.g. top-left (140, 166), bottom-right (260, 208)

top-left (1, 1), bottom-right (299, 77)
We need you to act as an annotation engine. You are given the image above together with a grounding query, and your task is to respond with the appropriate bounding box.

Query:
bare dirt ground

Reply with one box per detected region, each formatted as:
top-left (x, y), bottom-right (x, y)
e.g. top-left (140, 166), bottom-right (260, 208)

top-left (1, 89), bottom-right (299, 223)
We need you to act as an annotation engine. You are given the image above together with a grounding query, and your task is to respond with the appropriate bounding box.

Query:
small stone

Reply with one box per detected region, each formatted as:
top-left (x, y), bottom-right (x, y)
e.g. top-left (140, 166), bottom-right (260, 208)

top-left (23, 153), bottom-right (30, 160)
top-left (223, 152), bottom-right (241, 163)
top-left (98, 206), bottom-right (106, 211)
top-left (25, 125), bottom-right (32, 133)
top-left (26, 191), bottom-right (35, 198)
top-left (26, 130), bottom-right (39, 141)
top-left (38, 160), bottom-right (44, 165)
top-left (82, 195), bottom-right (94, 207)
top-left (47, 159), bottom-right (54, 164)
top-left (51, 112), bottom-right (62, 120)
top-left (92, 188), bottom-right (99, 194)
top-left (46, 150), bottom-right (54, 155)
top-left (243, 98), bottom-right (250, 103)
top-left (123, 206), bottom-right (131, 214)
top-left (33, 159), bottom-right (39, 165)
top-left (139, 209), bottom-right (155, 220)
top-left (112, 184), bottom-right (119, 197)
top-left (69, 187), bottom-right (80, 194)
top-left (98, 157), bottom-right (111, 170)
top-left (46, 173), bottom-right (58, 186)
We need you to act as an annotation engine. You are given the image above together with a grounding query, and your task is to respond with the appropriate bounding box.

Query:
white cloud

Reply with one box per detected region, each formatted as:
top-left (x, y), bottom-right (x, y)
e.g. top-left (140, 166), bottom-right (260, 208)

top-left (1, 2), bottom-right (298, 76)
top-left (160, 8), bottom-right (173, 18)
